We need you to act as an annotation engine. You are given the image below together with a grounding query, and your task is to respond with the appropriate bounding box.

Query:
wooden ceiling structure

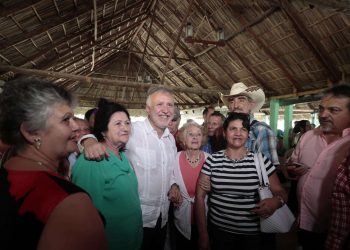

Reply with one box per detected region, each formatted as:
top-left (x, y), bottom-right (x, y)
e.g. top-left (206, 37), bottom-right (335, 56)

top-left (0, 0), bottom-right (349, 112)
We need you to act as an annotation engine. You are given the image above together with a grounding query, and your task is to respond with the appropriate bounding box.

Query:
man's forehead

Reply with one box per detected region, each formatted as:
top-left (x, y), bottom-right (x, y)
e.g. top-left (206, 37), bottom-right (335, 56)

top-left (321, 95), bottom-right (349, 106)
top-left (228, 94), bottom-right (251, 100)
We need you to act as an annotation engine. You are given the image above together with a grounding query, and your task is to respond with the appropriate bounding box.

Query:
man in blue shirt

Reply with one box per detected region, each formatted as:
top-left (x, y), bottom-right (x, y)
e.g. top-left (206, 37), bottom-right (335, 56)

top-left (220, 82), bottom-right (279, 167)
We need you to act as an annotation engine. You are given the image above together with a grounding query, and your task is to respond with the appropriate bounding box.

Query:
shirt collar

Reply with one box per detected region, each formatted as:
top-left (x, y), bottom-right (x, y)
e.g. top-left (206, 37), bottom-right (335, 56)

top-left (144, 117), bottom-right (171, 138)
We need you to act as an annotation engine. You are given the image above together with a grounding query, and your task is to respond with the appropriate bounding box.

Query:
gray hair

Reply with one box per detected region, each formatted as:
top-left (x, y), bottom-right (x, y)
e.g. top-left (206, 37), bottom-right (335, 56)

top-left (146, 85), bottom-right (174, 106)
top-left (178, 121), bottom-right (207, 148)
top-left (0, 77), bottom-right (75, 147)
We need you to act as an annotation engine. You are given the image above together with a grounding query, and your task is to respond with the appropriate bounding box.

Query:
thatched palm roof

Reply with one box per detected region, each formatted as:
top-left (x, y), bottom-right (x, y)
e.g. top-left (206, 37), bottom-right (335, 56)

top-left (0, 0), bottom-right (349, 111)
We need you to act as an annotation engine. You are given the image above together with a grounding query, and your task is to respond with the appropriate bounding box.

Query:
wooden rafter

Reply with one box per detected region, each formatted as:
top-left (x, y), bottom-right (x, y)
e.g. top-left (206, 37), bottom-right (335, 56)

top-left (142, 28), bottom-right (210, 103)
top-left (137, 4), bottom-right (157, 76)
top-left (0, 0), bottom-right (145, 50)
top-left (207, 52), bottom-right (240, 83)
top-left (41, 14), bottom-right (148, 70)
top-left (51, 20), bottom-right (144, 72)
top-left (226, 42), bottom-right (275, 93)
top-left (160, 0), bottom-right (195, 84)
top-left (135, 33), bottom-right (206, 104)
top-left (153, 18), bottom-right (228, 89)
top-left (227, 5), bottom-right (301, 91)
top-left (95, 46), bottom-right (190, 61)
top-left (279, 0), bottom-right (341, 82)
top-left (0, 0), bottom-right (43, 16)
top-left (0, 65), bottom-right (227, 95)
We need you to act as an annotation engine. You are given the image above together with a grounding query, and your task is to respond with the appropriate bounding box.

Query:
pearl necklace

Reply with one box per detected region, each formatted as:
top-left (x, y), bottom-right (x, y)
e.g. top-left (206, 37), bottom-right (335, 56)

top-left (185, 151), bottom-right (201, 165)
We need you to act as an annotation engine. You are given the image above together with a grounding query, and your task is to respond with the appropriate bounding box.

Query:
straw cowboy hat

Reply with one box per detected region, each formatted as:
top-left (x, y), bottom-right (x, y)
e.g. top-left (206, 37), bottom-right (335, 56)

top-left (220, 82), bottom-right (265, 113)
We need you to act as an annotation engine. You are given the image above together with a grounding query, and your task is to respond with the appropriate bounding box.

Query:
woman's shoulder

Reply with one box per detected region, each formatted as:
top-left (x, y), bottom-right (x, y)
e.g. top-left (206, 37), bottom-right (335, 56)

top-left (5, 170), bottom-right (87, 222)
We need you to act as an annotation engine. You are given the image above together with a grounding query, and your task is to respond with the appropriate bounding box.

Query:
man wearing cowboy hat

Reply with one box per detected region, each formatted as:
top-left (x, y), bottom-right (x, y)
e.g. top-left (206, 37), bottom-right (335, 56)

top-left (220, 82), bottom-right (279, 167)
top-left (220, 82), bottom-right (280, 250)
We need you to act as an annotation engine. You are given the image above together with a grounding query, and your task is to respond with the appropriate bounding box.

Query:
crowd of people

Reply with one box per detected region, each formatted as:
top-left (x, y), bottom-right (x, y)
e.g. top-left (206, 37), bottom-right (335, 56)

top-left (0, 77), bottom-right (349, 250)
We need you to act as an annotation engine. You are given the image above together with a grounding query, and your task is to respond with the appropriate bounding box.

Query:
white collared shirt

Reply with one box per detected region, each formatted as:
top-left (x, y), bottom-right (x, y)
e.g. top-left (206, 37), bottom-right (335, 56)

top-left (126, 118), bottom-right (177, 228)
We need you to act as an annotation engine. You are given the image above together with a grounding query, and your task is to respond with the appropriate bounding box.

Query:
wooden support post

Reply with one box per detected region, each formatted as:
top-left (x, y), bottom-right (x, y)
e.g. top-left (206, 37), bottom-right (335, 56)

top-left (269, 98), bottom-right (279, 135)
top-left (283, 105), bottom-right (293, 150)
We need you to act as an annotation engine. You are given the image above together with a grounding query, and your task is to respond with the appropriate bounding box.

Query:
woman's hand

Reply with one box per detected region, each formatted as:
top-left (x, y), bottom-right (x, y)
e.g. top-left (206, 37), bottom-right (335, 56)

top-left (251, 197), bottom-right (281, 218)
top-left (168, 184), bottom-right (183, 207)
top-left (285, 163), bottom-right (309, 180)
top-left (83, 138), bottom-right (109, 160)
top-left (198, 176), bottom-right (211, 192)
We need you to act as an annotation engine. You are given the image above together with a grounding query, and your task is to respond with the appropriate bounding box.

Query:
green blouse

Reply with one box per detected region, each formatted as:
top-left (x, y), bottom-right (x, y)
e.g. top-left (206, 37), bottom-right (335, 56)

top-left (72, 150), bottom-right (142, 250)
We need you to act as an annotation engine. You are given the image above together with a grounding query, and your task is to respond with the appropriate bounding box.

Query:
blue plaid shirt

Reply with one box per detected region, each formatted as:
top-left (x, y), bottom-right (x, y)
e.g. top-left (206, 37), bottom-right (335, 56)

top-left (246, 119), bottom-right (279, 166)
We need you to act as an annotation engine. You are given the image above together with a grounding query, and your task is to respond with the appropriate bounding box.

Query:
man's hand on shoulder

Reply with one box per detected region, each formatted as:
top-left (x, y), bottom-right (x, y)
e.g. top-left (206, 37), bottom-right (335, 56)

top-left (83, 137), bottom-right (110, 160)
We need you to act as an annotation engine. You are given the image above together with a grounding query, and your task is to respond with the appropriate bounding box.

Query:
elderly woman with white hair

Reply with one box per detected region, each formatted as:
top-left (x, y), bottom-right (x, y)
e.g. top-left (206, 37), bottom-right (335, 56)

top-left (173, 121), bottom-right (209, 250)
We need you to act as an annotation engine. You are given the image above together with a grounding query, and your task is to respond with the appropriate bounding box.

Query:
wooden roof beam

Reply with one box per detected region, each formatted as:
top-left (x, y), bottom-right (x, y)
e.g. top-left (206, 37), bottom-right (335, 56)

top-left (145, 31), bottom-right (213, 104)
top-left (136, 33), bottom-right (209, 104)
top-left (0, 0), bottom-right (42, 16)
top-left (40, 14), bottom-right (148, 70)
top-left (191, 3), bottom-right (279, 60)
top-left (228, 5), bottom-right (301, 91)
top-left (226, 42), bottom-right (275, 94)
top-left (6, 8), bottom-right (148, 69)
top-left (0, 65), bottom-right (226, 96)
top-left (279, 0), bottom-right (341, 82)
top-left (95, 47), bottom-right (190, 61)
top-left (137, 7), bottom-right (158, 77)
top-left (160, 0), bottom-right (195, 84)
top-left (153, 18), bottom-right (228, 90)
top-left (0, 0), bottom-right (145, 50)
top-left (207, 52), bottom-right (240, 83)
top-left (77, 96), bottom-right (207, 108)
top-left (51, 20), bottom-right (144, 72)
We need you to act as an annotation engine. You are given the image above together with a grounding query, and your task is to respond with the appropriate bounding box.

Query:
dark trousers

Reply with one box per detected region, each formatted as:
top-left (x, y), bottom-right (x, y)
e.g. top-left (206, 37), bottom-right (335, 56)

top-left (261, 232), bottom-right (276, 250)
top-left (175, 224), bottom-right (199, 250)
top-left (141, 214), bottom-right (167, 250)
top-left (298, 229), bottom-right (326, 250)
top-left (209, 225), bottom-right (263, 250)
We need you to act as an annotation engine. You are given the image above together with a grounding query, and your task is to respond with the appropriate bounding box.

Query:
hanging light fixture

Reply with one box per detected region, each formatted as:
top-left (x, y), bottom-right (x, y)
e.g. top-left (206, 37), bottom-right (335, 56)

top-left (184, 25), bottom-right (225, 47)
top-left (185, 22), bottom-right (193, 38)
top-left (217, 28), bottom-right (224, 41)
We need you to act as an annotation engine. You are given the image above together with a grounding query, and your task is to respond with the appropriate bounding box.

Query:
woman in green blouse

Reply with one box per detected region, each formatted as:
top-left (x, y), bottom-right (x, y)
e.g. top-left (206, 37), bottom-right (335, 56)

top-left (72, 98), bottom-right (142, 250)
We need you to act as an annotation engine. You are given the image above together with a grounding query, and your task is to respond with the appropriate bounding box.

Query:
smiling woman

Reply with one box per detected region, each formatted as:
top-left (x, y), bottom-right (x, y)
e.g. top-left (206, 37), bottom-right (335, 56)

top-left (0, 77), bottom-right (107, 250)
top-left (195, 112), bottom-right (287, 250)
top-left (72, 98), bottom-right (143, 250)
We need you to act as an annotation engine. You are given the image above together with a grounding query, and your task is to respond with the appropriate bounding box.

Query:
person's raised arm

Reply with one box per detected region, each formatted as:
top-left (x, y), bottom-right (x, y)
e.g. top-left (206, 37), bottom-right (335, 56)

top-left (78, 134), bottom-right (109, 160)
top-left (195, 173), bottom-right (211, 250)
top-left (38, 192), bottom-right (107, 250)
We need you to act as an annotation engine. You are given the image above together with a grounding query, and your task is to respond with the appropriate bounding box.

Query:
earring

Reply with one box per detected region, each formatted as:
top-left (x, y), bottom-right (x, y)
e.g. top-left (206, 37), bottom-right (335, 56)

top-left (34, 138), bottom-right (41, 150)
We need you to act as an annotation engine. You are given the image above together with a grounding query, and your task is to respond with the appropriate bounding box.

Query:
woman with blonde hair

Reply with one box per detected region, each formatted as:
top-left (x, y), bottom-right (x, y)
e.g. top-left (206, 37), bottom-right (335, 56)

top-left (173, 121), bottom-right (209, 250)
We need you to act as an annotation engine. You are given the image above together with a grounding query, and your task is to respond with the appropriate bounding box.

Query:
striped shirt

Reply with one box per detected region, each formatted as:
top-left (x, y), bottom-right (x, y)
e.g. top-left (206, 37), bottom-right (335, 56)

top-left (201, 150), bottom-right (275, 235)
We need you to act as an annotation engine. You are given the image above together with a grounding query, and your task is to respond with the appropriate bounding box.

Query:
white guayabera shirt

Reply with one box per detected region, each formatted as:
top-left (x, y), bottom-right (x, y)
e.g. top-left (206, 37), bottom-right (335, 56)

top-left (126, 118), bottom-right (177, 228)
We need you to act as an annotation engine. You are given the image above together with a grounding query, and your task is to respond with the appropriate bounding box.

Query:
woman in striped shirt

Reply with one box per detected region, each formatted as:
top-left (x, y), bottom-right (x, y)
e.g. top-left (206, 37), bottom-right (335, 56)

top-left (195, 112), bottom-right (287, 250)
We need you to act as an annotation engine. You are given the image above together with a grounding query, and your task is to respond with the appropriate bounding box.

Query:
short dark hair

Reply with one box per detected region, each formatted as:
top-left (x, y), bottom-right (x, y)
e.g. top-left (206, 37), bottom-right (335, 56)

top-left (210, 111), bottom-right (225, 124)
top-left (203, 106), bottom-right (214, 116)
top-left (84, 107), bottom-right (98, 121)
top-left (323, 84), bottom-right (350, 111)
top-left (223, 112), bottom-right (250, 132)
top-left (93, 98), bottom-right (130, 143)
top-left (293, 120), bottom-right (309, 133)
